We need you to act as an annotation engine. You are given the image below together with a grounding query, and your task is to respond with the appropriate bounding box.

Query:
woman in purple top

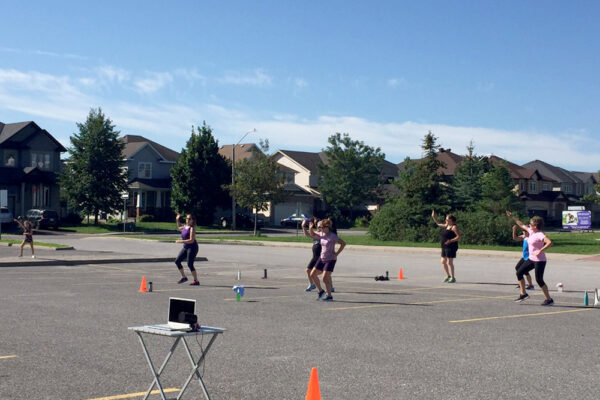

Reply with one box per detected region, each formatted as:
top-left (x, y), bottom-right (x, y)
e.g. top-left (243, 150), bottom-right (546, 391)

top-left (506, 211), bottom-right (553, 305)
top-left (303, 218), bottom-right (346, 301)
top-left (174, 213), bottom-right (200, 286)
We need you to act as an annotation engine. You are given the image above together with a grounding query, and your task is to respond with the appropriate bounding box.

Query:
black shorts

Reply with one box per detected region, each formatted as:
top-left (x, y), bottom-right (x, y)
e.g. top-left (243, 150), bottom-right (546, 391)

top-left (315, 259), bottom-right (337, 272)
top-left (441, 247), bottom-right (457, 258)
top-left (514, 258), bottom-right (532, 273)
top-left (307, 256), bottom-right (319, 269)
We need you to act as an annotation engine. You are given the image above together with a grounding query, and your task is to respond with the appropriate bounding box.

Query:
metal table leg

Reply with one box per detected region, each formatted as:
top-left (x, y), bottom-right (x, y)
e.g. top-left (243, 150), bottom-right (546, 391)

top-left (136, 332), bottom-right (182, 400)
top-left (176, 334), bottom-right (219, 400)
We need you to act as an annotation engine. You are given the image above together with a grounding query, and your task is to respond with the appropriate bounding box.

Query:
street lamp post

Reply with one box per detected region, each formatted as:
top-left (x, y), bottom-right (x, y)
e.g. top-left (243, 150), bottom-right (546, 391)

top-left (232, 129), bottom-right (256, 230)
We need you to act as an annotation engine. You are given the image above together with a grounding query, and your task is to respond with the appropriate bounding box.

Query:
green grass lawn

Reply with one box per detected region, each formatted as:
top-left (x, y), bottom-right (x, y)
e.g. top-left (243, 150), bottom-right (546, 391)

top-left (60, 221), bottom-right (235, 235)
top-left (126, 231), bottom-right (599, 255)
top-left (0, 239), bottom-right (71, 248)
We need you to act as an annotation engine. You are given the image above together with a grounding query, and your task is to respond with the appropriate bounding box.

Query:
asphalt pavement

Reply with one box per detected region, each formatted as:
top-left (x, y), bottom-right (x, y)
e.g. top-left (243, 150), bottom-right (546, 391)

top-left (0, 233), bottom-right (599, 399)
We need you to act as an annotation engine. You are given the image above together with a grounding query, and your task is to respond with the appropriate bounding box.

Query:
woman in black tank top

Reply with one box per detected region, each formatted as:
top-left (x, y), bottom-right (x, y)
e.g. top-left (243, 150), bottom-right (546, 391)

top-left (432, 210), bottom-right (461, 283)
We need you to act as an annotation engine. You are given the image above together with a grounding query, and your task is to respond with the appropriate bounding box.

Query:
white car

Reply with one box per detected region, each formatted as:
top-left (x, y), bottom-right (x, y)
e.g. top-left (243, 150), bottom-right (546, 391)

top-left (0, 208), bottom-right (14, 224)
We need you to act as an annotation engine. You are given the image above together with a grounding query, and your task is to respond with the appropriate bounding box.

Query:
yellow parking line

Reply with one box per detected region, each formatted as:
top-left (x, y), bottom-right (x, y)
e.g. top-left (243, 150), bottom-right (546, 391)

top-left (0, 355), bottom-right (17, 360)
top-left (83, 388), bottom-right (179, 400)
top-left (327, 294), bottom-right (516, 311)
top-left (450, 308), bottom-right (592, 323)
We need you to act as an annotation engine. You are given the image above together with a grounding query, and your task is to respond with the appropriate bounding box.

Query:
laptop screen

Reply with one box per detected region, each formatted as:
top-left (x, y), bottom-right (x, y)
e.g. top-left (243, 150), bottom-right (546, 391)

top-left (168, 297), bottom-right (196, 323)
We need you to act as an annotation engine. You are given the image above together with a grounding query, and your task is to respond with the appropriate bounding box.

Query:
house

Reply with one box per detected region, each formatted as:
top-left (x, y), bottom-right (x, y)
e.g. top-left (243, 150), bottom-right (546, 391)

top-left (218, 143), bottom-right (260, 164)
top-left (121, 135), bottom-right (179, 220)
top-left (0, 121), bottom-right (66, 217)
top-left (522, 160), bottom-right (600, 223)
top-left (271, 150), bottom-right (326, 223)
top-left (271, 149), bottom-right (400, 223)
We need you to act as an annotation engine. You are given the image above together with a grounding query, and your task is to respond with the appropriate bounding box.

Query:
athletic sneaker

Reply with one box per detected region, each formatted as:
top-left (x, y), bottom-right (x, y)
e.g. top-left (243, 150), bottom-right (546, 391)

top-left (319, 295), bottom-right (333, 301)
top-left (541, 298), bottom-right (554, 306)
top-left (331, 287), bottom-right (335, 293)
top-left (514, 293), bottom-right (529, 302)
top-left (189, 280), bottom-right (200, 286)
top-left (305, 283), bottom-right (316, 292)
top-left (317, 290), bottom-right (325, 300)
top-left (177, 277), bottom-right (188, 284)
top-left (448, 277), bottom-right (456, 283)
top-left (526, 285), bottom-right (534, 290)
top-left (32, 255), bottom-right (35, 259)
top-left (444, 276), bottom-right (451, 282)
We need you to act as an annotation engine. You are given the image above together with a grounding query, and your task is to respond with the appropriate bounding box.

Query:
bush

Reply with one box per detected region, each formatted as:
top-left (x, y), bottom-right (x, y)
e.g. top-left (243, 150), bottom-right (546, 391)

top-left (369, 199), bottom-right (516, 245)
top-left (354, 216), bottom-right (371, 228)
top-left (107, 217), bottom-right (120, 224)
top-left (138, 214), bottom-right (154, 222)
top-left (453, 210), bottom-right (514, 245)
top-left (369, 199), bottom-right (438, 242)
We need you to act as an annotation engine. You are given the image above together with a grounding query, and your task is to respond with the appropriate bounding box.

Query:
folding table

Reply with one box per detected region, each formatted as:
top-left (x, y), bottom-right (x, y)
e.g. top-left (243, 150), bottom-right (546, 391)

top-left (129, 325), bottom-right (226, 400)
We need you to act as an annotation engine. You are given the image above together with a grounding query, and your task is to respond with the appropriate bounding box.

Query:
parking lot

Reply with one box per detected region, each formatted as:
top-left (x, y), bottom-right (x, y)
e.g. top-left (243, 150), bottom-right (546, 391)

top-left (1, 239), bottom-right (599, 399)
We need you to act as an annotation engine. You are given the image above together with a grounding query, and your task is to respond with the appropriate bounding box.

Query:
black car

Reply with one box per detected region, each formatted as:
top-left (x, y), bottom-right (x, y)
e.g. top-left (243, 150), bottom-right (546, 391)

top-left (25, 209), bottom-right (60, 230)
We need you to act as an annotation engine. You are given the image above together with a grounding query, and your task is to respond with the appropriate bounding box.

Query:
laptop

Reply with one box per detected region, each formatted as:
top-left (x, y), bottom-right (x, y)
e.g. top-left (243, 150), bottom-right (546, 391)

top-left (150, 297), bottom-right (196, 331)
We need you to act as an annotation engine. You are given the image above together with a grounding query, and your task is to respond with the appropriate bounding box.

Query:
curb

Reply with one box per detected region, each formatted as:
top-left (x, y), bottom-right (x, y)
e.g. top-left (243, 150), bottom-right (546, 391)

top-left (0, 256), bottom-right (207, 267)
top-left (0, 242), bottom-right (74, 251)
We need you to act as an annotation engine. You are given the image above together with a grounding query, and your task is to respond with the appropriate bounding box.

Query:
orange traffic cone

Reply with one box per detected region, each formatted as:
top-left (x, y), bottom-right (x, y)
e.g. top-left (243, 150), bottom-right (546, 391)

top-left (398, 268), bottom-right (404, 280)
top-left (305, 367), bottom-right (321, 400)
top-left (139, 276), bottom-right (148, 293)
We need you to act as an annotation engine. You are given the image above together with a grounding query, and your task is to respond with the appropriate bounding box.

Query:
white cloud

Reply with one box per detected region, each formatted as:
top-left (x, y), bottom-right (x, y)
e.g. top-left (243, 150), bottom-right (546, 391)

top-left (0, 67), bottom-right (597, 171)
top-left (96, 66), bottom-right (129, 83)
top-left (294, 78), bottom-right (307, 88)
top-left (133, 72), bottom-right (174, 94)
top-left (218, 69), bottom-right (272, 86)
top-left (387, 77), bottom-right (406, 88)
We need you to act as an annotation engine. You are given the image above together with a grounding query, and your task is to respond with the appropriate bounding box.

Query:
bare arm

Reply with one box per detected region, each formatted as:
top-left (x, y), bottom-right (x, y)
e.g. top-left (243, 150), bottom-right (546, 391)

top-left (512, 225), bottom-right (523, 242)
top-left (431, 210), bottom-right (445, 228)
top-left (534, 236), bottom-right (553, 257)
top-left (335, 238), bottom-right (346, 256)
top-left (301, 220), bottom-right (312, 238)
top-left (506, 210), bottom-right (527, 231)
top-left (175, 214), bottom-right (183, 231)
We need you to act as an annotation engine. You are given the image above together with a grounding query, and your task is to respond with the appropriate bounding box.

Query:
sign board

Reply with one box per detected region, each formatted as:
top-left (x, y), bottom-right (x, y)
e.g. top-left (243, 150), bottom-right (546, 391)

top-left (121, 193), bottom-right (129, 200)
top-left (562, 210), bottom-right (592, 230)
top-left (0, 190), bottom-right (6, 208)
top-left (568, 206), bottom-right (585, 211)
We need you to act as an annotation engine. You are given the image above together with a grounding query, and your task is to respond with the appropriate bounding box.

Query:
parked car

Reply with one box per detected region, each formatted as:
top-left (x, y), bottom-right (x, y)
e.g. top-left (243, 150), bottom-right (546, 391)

top-left (280, 213), bottom-right (311, 227)
top-left (0, 208), bottom-right (13, 225)
top-left (25, 209), bottom-right (60, 230)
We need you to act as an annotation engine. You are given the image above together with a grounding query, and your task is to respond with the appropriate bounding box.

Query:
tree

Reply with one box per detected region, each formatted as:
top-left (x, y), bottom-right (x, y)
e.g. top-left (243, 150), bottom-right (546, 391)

top-left (227, 140), bottom-right (285, 235)
top-left (318, 133), bottom-right (386, 225)
top-left (61, 108), bottom-right (128, 225)
top-left (369, 131), bottom-right (450, 241)
top-left (170, 122), bottom-right (231, 225)
top-left (478, 163), bottom-right (520, 215)
top-left (452, 141), bottom-right (489, 210)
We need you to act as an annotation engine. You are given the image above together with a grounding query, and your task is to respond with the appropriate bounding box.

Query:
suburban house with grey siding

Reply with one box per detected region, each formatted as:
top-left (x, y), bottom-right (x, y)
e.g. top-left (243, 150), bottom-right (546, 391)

top-left (0, 121), bottom-right (66, 217)
top-left (121, 135), bottom-right (179, 220)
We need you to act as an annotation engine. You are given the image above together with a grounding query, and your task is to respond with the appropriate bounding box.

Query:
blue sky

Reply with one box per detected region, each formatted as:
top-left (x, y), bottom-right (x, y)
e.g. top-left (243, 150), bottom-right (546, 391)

top-left (1, 0), bottom-right (599, 170)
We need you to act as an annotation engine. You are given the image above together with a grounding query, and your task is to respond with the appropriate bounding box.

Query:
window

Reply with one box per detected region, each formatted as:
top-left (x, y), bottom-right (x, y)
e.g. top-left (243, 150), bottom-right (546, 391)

top-left (4, 151), bottom-right (16, 167)
top-left (32, 185), bottom-right (49, 207)
top-left (138, 162), bottom-right (152, 179)
top-left (542, 183), bottom-right (551, 191)
top-left (31, 152), bottom-right (51, 170)
top-left (564, 184), bottom-right (572, 193)
top-left (528, 181), bottom-right (537, 192)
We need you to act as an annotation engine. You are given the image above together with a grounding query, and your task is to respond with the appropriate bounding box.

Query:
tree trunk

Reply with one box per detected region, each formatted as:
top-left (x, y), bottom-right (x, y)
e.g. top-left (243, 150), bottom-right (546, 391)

top-left (253, 211), bottom-right (257, 236)
top-left (94, 211), bottom-right (99, 225)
